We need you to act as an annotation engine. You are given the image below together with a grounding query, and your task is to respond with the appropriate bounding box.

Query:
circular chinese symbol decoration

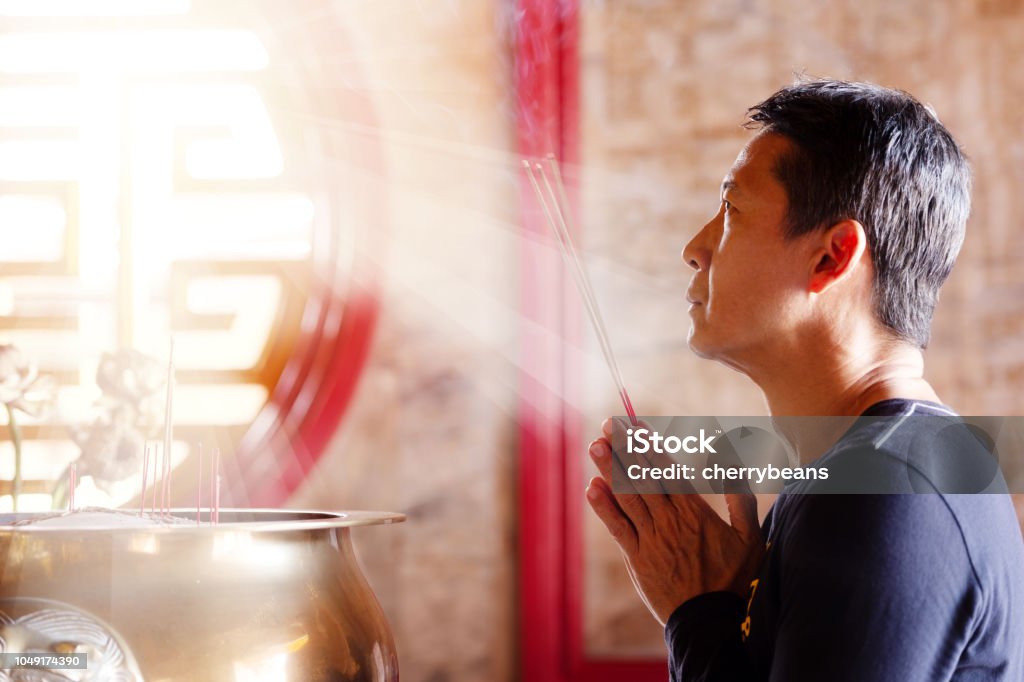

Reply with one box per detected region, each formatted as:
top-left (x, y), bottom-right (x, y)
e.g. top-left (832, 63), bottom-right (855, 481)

top-left (0, 0), bottom-right (383, 509)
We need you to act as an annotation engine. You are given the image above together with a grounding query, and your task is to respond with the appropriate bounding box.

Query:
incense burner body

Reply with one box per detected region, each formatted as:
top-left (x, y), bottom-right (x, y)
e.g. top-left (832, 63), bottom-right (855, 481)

top-left (0, 510), bottom-right (402, 681)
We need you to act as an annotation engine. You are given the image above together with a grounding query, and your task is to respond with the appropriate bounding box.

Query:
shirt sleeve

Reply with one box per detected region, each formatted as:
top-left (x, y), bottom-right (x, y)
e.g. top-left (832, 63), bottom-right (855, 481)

top-left (664, 591), bottom-right (756, 681)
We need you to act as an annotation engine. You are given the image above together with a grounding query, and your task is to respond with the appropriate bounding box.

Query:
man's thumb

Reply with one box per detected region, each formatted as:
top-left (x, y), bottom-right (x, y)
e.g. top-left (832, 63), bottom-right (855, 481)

top-left (724, 484), bottom-right (759, 540)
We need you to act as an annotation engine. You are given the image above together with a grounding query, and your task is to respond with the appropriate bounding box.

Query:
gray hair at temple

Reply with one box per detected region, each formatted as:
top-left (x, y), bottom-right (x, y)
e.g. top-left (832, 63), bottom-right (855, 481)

top-left (746, 79), bottom-right (972, 349)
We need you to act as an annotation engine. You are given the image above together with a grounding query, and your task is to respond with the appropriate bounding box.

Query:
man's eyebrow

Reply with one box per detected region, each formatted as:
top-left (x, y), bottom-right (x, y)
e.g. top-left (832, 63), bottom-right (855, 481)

top-left (721, 179), bottom-right (740, 193)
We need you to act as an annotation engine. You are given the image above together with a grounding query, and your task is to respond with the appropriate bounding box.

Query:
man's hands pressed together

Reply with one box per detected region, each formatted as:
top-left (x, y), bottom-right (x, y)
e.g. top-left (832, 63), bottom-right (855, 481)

top-left (585, 417), bottom-right (766, 625)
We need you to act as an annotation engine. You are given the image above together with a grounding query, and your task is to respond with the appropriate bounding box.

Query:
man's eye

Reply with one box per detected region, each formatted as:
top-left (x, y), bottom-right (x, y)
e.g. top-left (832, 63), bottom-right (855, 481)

top-left (722, 199), bottom-right (732, 212)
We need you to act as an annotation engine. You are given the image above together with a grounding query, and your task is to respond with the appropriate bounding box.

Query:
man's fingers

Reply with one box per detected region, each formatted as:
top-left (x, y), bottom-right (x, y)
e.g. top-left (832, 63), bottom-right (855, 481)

top-left (586, 477), bottom-right (638, 554)
top-left (601, 416), bottom-right (647, 451)
top-left (603, 417), bottom-right (703, 515)
top-left (600, 417), bottom-right (665, 497)
top-left (588, 437), bottom-right (653, 529)
top-left (589, 437), bottom-right (616, 483)
top-left (724, 486), bottom-right (761, 541)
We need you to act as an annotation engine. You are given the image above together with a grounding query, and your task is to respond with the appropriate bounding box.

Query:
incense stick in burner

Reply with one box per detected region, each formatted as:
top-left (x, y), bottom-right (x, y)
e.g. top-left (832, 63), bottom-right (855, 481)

top-left (196, 443), bottom-right (203, 526)
top-left (139, 447), bottom-right (150, 517)
top-left (523, 156), bottom-right (639, 427)
top-left (68, 463), bottom-right (76, 512)
top-left (156, 445), bottom-right (163, 516)
top-left (211, 448), bottom-right (220, 526)
top-left (148, 444), bottom-right (158, 515)
top-left (162, 337), bottom-right (175, 519)
top-left (159, 446), bottom-right (166, 519)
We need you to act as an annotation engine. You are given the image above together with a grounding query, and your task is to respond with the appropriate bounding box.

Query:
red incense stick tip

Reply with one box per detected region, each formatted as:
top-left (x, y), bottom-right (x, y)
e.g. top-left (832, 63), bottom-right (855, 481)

top-left (620, 389), bottom-right (639, 427)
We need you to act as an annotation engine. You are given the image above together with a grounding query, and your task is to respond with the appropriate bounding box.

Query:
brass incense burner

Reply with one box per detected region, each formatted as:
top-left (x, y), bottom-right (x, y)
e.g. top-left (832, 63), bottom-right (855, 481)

top-left (0, 509), bottom-right (403, 681)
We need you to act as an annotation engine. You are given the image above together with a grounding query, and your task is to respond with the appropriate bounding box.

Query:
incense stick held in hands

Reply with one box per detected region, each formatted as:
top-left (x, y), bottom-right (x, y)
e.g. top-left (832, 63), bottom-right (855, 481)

top-left (523, 155), bottom-right (639, 427)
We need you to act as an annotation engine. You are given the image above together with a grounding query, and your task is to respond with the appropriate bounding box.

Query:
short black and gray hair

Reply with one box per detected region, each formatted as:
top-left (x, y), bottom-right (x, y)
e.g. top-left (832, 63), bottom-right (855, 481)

top-left (746, 79), bottom-right (971, 349)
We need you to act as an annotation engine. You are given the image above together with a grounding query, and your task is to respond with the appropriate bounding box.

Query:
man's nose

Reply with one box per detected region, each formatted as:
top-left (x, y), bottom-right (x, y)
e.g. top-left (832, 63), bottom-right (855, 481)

top-left (682, 223), bottom-right (711, 272)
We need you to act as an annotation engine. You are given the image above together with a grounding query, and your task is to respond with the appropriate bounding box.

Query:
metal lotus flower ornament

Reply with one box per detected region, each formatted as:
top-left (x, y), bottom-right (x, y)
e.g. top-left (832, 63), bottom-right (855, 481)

top-left (61, 350), bottom-right (164, 506)
top-left (94, 349), bottom-right (164, 412)
top-left (0, 344), bottom-right (55, 511)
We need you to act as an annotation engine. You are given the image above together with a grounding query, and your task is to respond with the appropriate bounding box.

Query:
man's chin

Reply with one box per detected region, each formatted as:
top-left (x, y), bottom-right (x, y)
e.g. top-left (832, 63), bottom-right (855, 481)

top-left (686, 329), bottom-right (718, 360)
top-left (687, 331), bottom-right (751, 377)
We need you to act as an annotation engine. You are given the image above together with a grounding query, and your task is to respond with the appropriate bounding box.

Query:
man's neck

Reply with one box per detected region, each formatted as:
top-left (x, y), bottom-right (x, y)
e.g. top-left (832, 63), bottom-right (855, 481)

top-left (749, 339), bottom-right (941, 465)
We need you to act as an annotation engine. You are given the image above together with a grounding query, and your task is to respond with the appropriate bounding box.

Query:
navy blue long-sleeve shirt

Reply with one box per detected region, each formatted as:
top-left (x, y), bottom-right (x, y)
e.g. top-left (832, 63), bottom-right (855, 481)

top-left (666, 399), bottom-right (1024, 681)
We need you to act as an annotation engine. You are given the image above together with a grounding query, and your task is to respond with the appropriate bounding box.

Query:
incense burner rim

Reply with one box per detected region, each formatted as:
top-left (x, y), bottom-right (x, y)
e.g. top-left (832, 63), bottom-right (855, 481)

top-left (0, 508), bottom-right (406, 533)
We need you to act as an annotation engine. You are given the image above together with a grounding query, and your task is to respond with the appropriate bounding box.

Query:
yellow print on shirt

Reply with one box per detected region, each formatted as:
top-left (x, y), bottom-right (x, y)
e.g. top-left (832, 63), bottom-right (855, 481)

top-left (740, 578), bottom-right (759, 641)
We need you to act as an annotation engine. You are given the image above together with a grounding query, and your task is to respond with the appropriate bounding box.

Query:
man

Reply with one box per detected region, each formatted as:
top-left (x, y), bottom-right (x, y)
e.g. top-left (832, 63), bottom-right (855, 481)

top-left (585, 80), bottom-right (1024, 680)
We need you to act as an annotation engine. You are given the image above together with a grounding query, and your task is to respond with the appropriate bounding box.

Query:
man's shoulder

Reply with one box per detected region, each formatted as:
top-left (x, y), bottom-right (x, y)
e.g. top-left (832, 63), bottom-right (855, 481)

top-left (759, 402), bottom-right (1024, 678)
top-left (768, 398), bottom-right (1024, 590)
top-left (794, 403), bottom-right (1007, 495)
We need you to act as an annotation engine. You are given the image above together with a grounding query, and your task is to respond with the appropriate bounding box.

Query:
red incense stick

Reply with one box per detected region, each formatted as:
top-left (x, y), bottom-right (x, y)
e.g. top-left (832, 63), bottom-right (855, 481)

top-left (210, 448), bottom-right (220, 526)
top-left (139, 446), bottom-right (150, 517)
top-left (149, 445), bottom-right (158, 515)
top-left (163, 444), bottom-right (171, 519)
top-left (162, 337), bottom-right (175, 519)
top-left (156, 445), bottom-right (163, 517)
top-left (196, 443), bottom-right (203, 526)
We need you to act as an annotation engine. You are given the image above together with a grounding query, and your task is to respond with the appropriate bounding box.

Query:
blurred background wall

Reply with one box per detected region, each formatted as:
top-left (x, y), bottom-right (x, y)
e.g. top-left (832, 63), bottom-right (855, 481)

top-left (287, 0), bottom-right (1024, 678)
top-left (288, 1), bottom-right (522, 679)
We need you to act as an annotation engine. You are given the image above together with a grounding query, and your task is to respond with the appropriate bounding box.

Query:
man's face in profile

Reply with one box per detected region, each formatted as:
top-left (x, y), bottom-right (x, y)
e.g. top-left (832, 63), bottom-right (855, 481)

top-left (682, 132), bottom-right (816, 371)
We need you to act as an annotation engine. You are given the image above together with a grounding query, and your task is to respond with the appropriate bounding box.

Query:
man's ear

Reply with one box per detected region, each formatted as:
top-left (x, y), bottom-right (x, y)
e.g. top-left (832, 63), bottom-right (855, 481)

top-left (807, 219), bottom-right (868, 294)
